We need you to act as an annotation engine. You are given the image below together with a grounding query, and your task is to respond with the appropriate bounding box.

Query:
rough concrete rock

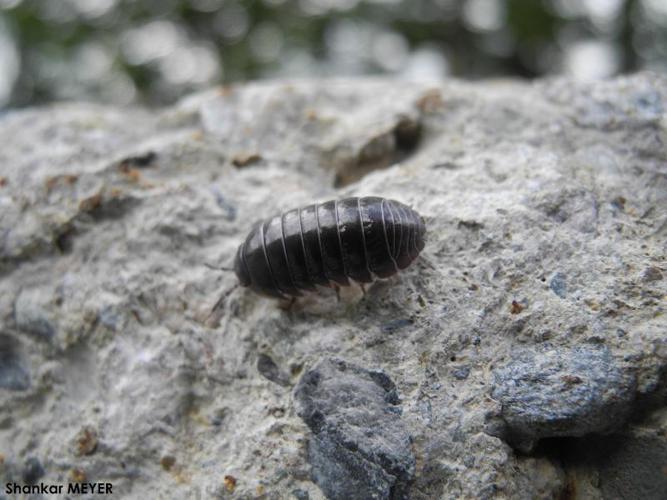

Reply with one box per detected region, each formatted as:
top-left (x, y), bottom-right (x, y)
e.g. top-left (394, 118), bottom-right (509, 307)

top-left (294, 358), bottom-right (415, 499)
top-left (550, 411), bottom-right (667, 500)
top-left (488, 346), bottom-right (637, 452)
top-left (0, 73), bottom-right (666, 498)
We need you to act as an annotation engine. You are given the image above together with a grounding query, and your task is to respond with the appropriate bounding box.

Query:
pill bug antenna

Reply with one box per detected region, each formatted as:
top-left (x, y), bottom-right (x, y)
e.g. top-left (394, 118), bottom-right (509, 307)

top-left (204, 262), bottom-right (235, 272)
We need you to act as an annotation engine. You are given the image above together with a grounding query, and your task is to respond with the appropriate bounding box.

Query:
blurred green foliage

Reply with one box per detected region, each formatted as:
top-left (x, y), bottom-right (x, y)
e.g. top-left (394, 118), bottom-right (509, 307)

top-left (0, 0), bottom-right (664, 108)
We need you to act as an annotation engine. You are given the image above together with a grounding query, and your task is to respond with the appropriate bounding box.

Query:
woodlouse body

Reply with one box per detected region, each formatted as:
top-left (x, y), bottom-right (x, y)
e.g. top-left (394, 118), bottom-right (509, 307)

top-left (233, 197), bottom-right (426, 299)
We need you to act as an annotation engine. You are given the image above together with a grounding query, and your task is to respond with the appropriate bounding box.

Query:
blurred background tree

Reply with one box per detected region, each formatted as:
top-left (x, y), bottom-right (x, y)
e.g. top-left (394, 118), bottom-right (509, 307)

top-left (0, 0), bottom-right (665, 109)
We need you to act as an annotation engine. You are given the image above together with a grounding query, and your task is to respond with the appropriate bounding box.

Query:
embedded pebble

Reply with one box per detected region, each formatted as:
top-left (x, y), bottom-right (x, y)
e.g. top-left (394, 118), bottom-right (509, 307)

top-left (548, 272), bottom-right (567, 298)
top-left (22, 457), bottom-right (45, 484)
top-left (380, 318), bottom-right (413, 334)
top-left (294, 358), bottom-right (415, 500)
top-left (291, 488), bottom-right (310, 500)
top-left (452, 366), bottom-right (471, 380)
top-left (0, 334), bottom-right (30, 391)
top-left (257, 353), bottom-right (290, 387)
top-left (14, 289), bottom-right (55, 341)
top-left (488, 346), bottom-right (637, 452)
top-left (640, 266), bottom-right (662, 283)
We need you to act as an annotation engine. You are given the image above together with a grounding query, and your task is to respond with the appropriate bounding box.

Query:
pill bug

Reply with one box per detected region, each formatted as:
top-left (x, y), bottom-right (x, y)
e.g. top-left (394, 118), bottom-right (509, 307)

top-left (232, 196), bottom-right (426, 299)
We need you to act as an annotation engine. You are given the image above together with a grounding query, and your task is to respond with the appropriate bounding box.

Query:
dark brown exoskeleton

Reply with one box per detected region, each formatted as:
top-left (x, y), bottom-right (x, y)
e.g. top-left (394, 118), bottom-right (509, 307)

top-left (233, 197), bottom-right (426, 299)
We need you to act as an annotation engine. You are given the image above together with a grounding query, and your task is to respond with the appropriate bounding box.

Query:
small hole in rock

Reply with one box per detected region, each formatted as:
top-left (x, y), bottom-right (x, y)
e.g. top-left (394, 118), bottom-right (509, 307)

top-left (333, 117), bottom-right (423, 188)
top-left (55, 227), bottom-right (76, 254)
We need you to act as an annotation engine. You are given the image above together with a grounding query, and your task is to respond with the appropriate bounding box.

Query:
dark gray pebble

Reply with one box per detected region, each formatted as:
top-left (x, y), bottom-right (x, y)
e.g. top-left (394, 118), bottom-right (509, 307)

top-left (381, 318), bottom-right (413, 334)
top-left (14, 290), bottom-right (56, 341)
top-left (22, 457), bottom-right (45, 484)
top-left (292, 488), bottom-right (310, 500)
top-left (641, 266), bottom-right (663, 283)
top-left (549, 272), bottom-right (567, 298)
top-left (452, 366), bottom-right (471, 380)
top-left (257, 353), bottom-right (290, 387)
top-left (0, 334), bottom-right (30, 391)
top-left (294, 358), bottom-right (415, 500)
top-left (487, 346), bottom-right (636, 452)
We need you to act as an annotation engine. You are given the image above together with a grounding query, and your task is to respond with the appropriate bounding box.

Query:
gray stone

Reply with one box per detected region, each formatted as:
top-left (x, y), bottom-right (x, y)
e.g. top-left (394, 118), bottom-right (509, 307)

top-left (452, 366), bottom-right (471, 380)
top-left (22, 457), bottom-right (44, 484)
top-left (380, 318), bottom-right (413, 334)
top-left (257, 353), bottom-right (290, 387)
top-left (641, 266), bottom-right (663, 283)
top-left (0, 73), bottom-right (665, 498)
top-left (291, 488), bottom-right (310, 500)
top-left (0, 334), bottom-right (30, 391)
top-left (14, 288), bottom-right (56, 341)
top-left (294, 358), bottom-right (415, 499)
top-left (488, 346), bottom-right (637, 452)
top-left (548, 272), bottom-right (567, 298)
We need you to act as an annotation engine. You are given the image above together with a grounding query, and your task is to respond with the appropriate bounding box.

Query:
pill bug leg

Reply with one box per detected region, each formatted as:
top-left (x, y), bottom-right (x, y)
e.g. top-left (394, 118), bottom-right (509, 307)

top-left (206, 283), bottom-right (239, 325)
top-left (278, 296), bottom-right (297, 312)
top-left (202, 262), bottom-right (239, 324)
top-left (333, 283), bottom-right (341, 302)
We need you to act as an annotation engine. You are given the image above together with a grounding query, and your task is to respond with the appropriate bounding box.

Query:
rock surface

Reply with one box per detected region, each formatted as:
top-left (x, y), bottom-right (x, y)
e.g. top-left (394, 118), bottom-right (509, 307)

top-left (0, 73), bottom-right (666, 499)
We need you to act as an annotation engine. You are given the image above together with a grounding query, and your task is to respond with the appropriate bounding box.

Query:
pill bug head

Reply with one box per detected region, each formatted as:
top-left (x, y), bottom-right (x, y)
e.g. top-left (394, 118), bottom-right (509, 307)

top-left (233, 243), bottom-right (251, 287)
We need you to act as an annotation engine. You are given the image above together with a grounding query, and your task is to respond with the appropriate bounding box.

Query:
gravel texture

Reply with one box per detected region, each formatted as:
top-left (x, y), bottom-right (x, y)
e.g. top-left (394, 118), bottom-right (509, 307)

top-left (0, 73), bottom-right (666, 499)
